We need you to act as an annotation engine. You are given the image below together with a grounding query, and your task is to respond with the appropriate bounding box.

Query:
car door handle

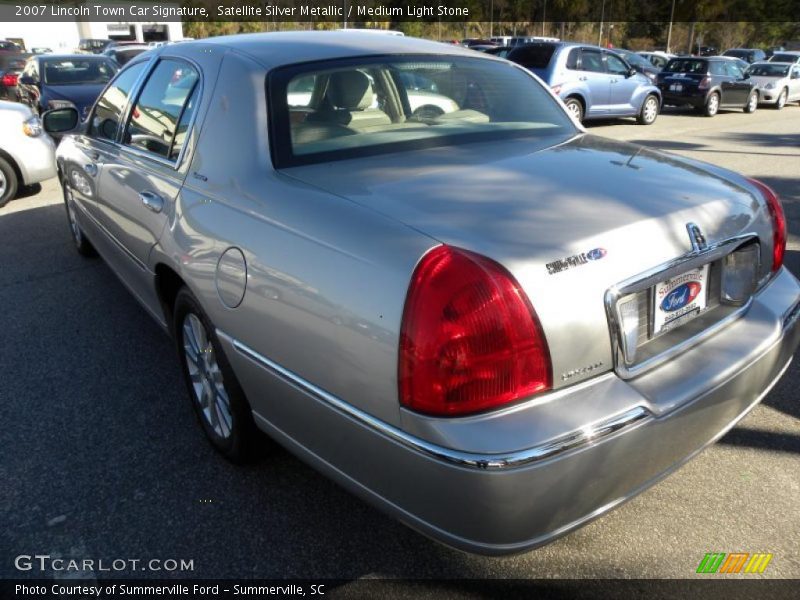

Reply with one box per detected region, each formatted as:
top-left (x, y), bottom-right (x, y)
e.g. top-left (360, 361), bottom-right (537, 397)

top-left (83, 164), bottom-right (98, 177)
top-left (578, 76), bottom-right (588, 81)
top-left (139, 191), bottom-right (164, 213)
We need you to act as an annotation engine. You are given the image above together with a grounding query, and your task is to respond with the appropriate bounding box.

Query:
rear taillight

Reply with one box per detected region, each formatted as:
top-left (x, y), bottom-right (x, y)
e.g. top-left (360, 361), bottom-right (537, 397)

top-left (698, 76), bottom-right (711, 90)
top-left (1, 73), bottom-right (18, 86)
top-left (399, 245), bottom-right (552, 417)
top-left (747, 177), bottom-right (786, 272)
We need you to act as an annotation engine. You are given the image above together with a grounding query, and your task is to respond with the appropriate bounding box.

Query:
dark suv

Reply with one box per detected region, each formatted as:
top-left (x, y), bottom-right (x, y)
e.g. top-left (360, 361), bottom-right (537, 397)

top-left (723, 48), bottom-right (767, 64)
top-left (657, 57), bottom-right (759, 116)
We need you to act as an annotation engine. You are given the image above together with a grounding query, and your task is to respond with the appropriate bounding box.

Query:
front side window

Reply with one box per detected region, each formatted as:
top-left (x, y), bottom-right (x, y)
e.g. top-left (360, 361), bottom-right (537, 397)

top-left (580, 50), bottom-right (605, 73)
top-left (269, 55), bottom-right (577, 168)
top-left (89, 61), bottom-right (146, 141)
top-left (605, 53), bottom-right (629, 75)
top-left (724, 62), bottom-right (744, 79)
top-left (123, 59), bottom-right (200, 161)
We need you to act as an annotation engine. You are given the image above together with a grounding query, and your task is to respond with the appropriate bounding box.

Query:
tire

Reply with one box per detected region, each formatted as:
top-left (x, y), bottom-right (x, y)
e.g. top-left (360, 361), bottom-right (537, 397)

top-left (704, 92), bottom-right (720, 117)
top-left (174, 287), bottom-right (263, 463)
top-left (564, 97), bottom-right (584, 123)
top-left (774, 88), bottom-right (787, 110)
top-left (744, 91), bottom-right (758, 113)
top-left (0, 155), bottom-right (19, 208)
top-left (61, 177), bottom-right (96, 257)
top-left (637, 94), bottom-right (659, 125)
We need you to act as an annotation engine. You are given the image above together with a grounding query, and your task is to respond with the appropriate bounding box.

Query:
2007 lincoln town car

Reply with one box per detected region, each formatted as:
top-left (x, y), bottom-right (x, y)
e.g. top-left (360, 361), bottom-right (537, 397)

top-left (43, 32), bottom-right (800, 555)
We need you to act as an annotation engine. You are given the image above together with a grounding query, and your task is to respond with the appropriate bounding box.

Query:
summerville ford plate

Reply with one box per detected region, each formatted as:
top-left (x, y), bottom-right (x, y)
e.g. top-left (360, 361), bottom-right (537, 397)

top-left (653, 264), bottom-right (710, 335)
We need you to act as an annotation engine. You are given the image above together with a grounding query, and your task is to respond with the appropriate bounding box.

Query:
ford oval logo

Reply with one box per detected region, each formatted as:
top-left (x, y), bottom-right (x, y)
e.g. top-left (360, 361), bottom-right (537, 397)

top-left (587, 248), bottom-right (607, 261)
top-left (661, 282), bottom-right (702, 312)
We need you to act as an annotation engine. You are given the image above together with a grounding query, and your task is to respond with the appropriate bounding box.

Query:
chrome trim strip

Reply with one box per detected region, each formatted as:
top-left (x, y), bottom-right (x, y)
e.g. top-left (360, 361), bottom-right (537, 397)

top-left (216, 331), bottom-right (652, 471)
top-left (605, 234), bottom-right (759, 379)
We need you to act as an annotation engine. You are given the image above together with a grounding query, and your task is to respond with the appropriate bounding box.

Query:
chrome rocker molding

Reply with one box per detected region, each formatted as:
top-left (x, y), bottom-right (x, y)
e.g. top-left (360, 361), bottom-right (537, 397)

top-left (216, 330), bottom-right (652, 471)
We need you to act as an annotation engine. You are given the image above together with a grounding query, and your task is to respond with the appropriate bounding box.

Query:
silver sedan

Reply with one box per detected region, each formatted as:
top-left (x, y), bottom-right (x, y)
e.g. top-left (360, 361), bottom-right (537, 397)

top-left (42, 32), bottom-right (800, 555)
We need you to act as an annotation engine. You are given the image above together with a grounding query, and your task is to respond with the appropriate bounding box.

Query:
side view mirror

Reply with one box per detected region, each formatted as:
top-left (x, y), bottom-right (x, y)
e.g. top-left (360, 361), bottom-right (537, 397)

top-left (42, 107), bottom-right (79, 134)
top-left (791, 72), bottom-right (800, 80)
top-left (19, 75), bottom-right (37, 85)
top-left (627, 67), bottom-right (637, 78)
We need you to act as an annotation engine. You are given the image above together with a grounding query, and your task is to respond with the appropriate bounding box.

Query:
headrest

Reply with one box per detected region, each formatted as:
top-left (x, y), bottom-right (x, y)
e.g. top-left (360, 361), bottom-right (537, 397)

top-left (327, 70), bottom-right (374, 111)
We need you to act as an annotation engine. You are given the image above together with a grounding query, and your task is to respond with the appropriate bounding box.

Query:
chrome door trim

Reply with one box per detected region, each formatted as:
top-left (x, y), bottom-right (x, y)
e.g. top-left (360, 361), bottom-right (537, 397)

top-left (216, 330), bottom-right (653, 471)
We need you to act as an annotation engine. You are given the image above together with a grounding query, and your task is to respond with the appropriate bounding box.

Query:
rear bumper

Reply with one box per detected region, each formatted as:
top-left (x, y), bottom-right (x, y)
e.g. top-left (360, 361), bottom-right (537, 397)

top-left (220, 267), bottom-right (800, 555)
top-left (14, 135), bottom-right (57, 185)
top-left (660, 90), bottom-right (707, 107)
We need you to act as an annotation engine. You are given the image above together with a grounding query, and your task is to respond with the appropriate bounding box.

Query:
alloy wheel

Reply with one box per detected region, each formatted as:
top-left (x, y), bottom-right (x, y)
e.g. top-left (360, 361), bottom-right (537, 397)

top-left (777, 90), bottom-right (787, 109)
top-left (0, 168), bottom-right (6, 199)
top-left (182, 313), bottom-right (233, 439)
top-left (64, 187), bottom-right (82, 245)
top-left (707, 94), bottom-right (719, 115)
top-left (643, 97), bottom-right (658, 123)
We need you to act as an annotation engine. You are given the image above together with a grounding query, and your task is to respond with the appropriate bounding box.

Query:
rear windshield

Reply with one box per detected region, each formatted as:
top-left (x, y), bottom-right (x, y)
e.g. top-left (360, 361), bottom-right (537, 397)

top-left (507, 44), bottom-right (557, 69)
top-left (269, 55), bottom-right (576, 168)
top-left (42, 59), bottom-right (116, 85)
top-left (750, 63), bottom-right (790, 77)
top-left (664, 59), bottom-right (708, 74)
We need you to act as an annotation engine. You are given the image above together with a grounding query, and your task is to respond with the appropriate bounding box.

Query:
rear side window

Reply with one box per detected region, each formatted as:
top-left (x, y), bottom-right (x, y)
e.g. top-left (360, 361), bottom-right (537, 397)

top-left (508, 44), bottom-right (557, 69)
top-left (89, 62), bottom-right (146, 141)
top-left (123, 59), bottom-right (200, 162)
top-left (565, 48), bottom-right (579, 70)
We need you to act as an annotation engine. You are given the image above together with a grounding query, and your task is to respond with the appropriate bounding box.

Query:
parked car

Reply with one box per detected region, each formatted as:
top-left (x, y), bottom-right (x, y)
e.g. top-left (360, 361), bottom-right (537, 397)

top-left (102, 45), bottom-right (150, 67)
top-left (78, 38), bottom-right (112, 54)
top-left (31, 47), bottom-right (53, 55)
top-left (0, 39), bottom-right (23, 52)
top-left (508, 42), bottom-right (661, 124)
top-left (748, 61), bottom-right (800, 109)
top-left (43, 32), bottom-right (799, 555)
top-left (697, 46), bottom-right (717, 56)
top-left (610, 48), bottom-right (661, 81)
top-left (0, 100), bottom-right (56, 207)
top-left (17, 54), bottom-right (118, 119)
top-left (658, 56), bottom-right (759, 116)
top-left (765, 46), bottom-right (785, 58)
top-left (723, 48), bottom-right (766, 63)
top-left (767, 51), bottom-right (800, 64)
top-left (637, 51), bottom-right (675, 69)
top-left (0, 53), bottom-right (30, 101)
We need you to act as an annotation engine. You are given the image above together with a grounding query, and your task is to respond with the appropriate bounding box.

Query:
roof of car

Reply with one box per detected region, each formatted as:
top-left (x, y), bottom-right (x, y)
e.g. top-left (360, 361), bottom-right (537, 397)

top-left (191, 31), bottom-right (481, 68)
top-left (36, 54), bottom-right (113, 61)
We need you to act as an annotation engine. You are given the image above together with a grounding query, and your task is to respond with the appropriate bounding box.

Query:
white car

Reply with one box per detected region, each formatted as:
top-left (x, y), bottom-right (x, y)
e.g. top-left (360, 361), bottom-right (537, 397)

top-left (749, 62), bottom-right (800, 109)
top-left (0, 100), bottom-right (56, 207)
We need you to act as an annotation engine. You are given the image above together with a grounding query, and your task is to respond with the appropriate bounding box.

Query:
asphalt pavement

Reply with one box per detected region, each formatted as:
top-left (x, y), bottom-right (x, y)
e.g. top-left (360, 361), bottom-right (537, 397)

top-left (1, 105), bottom-right (799, 582)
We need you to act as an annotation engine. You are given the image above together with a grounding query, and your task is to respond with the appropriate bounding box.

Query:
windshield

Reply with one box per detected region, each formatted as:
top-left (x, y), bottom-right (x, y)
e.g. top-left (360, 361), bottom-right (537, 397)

top-left (665, 59), bottom-right (708, 74)
top-left (724, 50), bottom-right (748, 59)
top-left (270, 55), bottom-right (576, 168)
top-left (770, 53), bottom-right (799, 63)
top-left (750, 63), bottom-right (790, 77)
top-left (42, 59), bottom-right (116, 85)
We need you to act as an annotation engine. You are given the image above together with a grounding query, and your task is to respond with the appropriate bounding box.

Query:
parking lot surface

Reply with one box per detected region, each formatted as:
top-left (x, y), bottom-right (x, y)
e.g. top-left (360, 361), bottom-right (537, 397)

top-left (2, 106), bottom-right (799, 580)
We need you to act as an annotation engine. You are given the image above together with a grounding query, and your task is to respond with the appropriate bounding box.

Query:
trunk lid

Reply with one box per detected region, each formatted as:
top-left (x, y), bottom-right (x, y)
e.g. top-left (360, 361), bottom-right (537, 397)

top-left (284, 133), bottom-right (772, 387)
